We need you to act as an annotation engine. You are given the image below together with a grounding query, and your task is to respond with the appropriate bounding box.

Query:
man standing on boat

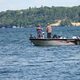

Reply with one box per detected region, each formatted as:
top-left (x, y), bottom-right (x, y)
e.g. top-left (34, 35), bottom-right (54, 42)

top-left (46, 23), bottom-right (52, 38)
top-left (36, 24), bottom-right (43, 39)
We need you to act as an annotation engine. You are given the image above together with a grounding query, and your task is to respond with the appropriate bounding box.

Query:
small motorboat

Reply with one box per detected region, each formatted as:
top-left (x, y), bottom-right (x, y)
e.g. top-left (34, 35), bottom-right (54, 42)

top-left (29, 33), bottom-right (80, 46)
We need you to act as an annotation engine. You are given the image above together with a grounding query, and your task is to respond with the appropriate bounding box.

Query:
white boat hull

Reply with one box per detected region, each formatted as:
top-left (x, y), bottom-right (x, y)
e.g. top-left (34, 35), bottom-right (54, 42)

top-left (29, 38), bottom-right (79, 46)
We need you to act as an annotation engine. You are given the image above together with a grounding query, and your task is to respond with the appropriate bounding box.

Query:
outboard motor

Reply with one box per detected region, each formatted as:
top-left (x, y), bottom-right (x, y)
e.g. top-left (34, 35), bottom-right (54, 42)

top-left (74, 36), bottom-right (80, 45)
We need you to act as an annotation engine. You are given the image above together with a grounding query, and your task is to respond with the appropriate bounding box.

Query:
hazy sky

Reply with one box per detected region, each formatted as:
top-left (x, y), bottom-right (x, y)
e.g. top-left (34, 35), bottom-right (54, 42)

top-left (0, 0), bottom-right (80, 12)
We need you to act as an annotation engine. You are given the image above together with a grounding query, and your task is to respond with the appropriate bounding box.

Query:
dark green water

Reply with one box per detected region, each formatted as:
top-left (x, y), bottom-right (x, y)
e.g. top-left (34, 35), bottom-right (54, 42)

top-left (0, 26), bottom-right (80, 80)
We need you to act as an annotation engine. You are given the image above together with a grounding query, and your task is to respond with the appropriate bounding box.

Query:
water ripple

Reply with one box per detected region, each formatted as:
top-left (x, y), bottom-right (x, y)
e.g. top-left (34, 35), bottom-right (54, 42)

top-left (0, 27), bottom-right (80, 80)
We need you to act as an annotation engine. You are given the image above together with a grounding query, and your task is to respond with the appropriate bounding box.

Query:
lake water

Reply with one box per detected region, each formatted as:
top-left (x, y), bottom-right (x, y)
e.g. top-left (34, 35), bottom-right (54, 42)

top-left (0, 26), bottom-right (80, 80)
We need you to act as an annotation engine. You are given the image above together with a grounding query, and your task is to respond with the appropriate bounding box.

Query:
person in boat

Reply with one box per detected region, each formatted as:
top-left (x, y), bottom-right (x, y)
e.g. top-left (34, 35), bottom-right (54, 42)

top-left (46, 23), bottom-right (52, 38)
top-left (36, 24), bottom-right (43, 39)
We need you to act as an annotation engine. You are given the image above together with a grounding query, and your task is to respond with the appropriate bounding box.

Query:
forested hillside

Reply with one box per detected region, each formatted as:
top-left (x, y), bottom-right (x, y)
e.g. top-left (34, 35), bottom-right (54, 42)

top-left (0, 5), bottom-right (80, 28)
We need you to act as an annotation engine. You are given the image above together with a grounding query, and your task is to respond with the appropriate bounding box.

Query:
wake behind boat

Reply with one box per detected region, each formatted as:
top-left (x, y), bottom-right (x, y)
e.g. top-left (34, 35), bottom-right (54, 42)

top-left (29, 33), bottom-right (80, 46)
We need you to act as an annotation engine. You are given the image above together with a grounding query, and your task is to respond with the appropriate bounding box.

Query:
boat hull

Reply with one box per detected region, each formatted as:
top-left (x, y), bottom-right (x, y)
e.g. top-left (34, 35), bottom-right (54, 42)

top-left (29, 38), bottom-right (80, 46)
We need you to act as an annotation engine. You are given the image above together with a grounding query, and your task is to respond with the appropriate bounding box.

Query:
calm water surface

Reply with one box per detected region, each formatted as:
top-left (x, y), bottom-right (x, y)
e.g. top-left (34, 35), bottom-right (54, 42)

top-left (0, 27), bottom-right (80, 80)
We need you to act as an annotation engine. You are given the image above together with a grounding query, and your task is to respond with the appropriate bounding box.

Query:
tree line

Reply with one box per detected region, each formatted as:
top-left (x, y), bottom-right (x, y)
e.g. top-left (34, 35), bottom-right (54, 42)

top-left (0, 5), bottom-right (80, 28)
